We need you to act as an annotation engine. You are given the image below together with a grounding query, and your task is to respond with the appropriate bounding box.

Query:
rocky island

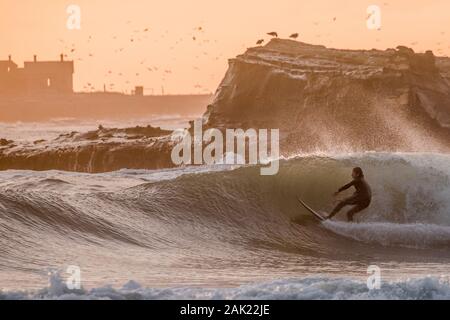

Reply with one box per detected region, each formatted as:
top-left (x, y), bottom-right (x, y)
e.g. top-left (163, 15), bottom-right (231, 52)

top-left (204, 39), bottom-right (450, 154)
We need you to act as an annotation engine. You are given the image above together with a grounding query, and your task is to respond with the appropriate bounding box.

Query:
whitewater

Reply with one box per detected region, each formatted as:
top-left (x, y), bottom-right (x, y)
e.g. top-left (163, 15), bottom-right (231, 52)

top-left (0, 152), bottom-right (449, 299)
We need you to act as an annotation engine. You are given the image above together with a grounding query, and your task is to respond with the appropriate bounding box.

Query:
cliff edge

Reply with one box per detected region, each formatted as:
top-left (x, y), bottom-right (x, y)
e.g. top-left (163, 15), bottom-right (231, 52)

top-left (204, 39), bottom-right (450, 153)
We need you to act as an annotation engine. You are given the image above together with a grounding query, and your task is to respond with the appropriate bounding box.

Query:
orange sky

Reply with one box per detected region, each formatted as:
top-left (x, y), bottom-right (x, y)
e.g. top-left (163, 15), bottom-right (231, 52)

top-left (1, 0), bottom-right (449, 94)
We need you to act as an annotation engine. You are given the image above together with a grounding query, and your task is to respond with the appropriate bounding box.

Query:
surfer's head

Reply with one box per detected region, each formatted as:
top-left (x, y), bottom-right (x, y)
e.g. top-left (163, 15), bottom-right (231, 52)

top-left (352, 167), bottom-right (364, 179)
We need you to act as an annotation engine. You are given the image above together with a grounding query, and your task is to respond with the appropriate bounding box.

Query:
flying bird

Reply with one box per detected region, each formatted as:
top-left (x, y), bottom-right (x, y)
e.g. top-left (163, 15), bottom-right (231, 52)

top-left (267, 32), bottom-right (278, 37)
top-left (289, 33), bottom-right (299, 39)
top-left (256, 39), bottom-right (264, 45)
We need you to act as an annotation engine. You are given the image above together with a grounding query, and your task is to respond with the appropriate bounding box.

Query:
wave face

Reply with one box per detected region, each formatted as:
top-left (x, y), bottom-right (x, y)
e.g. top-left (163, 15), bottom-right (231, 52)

top-left (0, 152), bottom-right (450, 294)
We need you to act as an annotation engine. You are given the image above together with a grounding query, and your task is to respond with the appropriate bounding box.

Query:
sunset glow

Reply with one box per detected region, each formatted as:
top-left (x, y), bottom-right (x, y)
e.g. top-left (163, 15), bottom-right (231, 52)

top-left (1, 0), bottom-right (449, 94)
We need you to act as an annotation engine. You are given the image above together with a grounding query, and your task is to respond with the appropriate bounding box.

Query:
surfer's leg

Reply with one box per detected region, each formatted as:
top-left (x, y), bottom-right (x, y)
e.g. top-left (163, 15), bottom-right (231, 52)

top-left (346, 206), bottom-right (361, 222)
top-left (327, 196), bottom-right (357, 219)
top-left (328, 201), bottom-right (347, 219)
top-left (346, 200), bottom-right (370, 222)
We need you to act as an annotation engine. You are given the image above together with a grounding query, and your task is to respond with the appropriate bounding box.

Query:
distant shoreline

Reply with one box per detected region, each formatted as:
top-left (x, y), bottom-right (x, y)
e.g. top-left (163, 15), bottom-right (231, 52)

top-left (0, 93), bottom-right (213, 122)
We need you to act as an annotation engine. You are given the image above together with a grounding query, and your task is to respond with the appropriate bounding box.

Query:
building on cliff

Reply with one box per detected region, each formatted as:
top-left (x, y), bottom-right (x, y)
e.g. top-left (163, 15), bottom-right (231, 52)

top-left (0, 54), bottom-right (74, 95)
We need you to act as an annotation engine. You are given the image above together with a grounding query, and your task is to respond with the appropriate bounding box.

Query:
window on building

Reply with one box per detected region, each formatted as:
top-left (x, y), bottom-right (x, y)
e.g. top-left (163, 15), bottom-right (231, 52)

top-left (47, 78), bottom-right (51, 87)
top-left (7, 67), bottom-right (10, 73)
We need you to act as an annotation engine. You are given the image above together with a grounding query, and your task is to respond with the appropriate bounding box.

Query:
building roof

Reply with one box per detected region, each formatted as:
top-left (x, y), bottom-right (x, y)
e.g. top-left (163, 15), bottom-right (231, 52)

top-left (0, 60), bottom-right (18, 68)
top-left (24, 61), bottom-right (74, 74)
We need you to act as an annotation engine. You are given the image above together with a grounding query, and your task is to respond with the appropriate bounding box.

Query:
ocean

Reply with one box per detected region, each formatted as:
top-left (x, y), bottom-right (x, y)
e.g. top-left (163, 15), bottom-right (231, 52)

top-left (0, 121), bottom-right (450, 300)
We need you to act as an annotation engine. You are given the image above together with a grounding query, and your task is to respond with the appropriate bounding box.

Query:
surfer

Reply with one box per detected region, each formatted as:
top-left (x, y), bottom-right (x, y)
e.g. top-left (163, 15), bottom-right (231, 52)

top-left (325, 167), bottom-right (372, 222)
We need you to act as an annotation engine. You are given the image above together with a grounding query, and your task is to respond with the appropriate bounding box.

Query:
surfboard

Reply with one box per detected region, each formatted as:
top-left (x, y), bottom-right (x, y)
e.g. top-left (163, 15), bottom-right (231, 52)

top-left (297, 197), bottom-right (326, 221)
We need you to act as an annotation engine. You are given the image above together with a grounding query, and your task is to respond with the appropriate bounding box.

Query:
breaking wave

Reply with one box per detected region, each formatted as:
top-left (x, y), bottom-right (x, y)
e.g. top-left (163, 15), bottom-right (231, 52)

top-left (2, 274), bottom-right (450, 300)
top-left (0, 152), bottom-right (449, 293)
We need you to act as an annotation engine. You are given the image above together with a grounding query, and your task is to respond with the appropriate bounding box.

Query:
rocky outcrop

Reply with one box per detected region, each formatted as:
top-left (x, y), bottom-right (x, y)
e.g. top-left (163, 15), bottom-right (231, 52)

top-left (203, 39), bottom-right (450, 153)
top-left (0, 125), bottom-right (176, 172)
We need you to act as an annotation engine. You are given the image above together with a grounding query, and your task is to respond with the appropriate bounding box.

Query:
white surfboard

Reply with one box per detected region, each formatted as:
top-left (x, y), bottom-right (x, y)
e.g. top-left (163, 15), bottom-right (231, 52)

top-left (297, 197), bottom-right (326, 221)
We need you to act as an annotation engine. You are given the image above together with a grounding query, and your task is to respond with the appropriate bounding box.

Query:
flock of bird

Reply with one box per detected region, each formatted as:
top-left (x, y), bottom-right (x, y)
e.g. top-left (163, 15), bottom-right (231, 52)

top-left (59, 15), bottom-right (343, 94)
top-left (56, 5), bottom-right (449, 94)
top-left (254, 15), bottom-right (341, 45)
top-left (59, 23), bottom-right (221, 93)
top-left (62, 26), bottom-right (307, 92)
top-left (256, 32), bottom-right (299, 45)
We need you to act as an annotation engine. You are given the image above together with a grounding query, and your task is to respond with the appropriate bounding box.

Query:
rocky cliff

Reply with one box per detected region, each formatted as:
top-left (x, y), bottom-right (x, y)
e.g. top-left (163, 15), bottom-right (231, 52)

top-left (0, 125), bottom-right (176, 172)
top-left (203, 39), bottom-right (450, 153)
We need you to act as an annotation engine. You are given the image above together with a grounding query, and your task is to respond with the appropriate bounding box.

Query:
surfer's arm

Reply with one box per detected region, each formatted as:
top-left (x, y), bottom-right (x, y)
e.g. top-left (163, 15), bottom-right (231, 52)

top-left (337, 180), bottom-right (355, 193)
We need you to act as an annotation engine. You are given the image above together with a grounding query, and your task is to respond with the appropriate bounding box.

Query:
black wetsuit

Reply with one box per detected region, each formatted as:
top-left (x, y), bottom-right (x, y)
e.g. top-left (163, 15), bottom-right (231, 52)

top-left (328, 176), bottom-right (372, 221)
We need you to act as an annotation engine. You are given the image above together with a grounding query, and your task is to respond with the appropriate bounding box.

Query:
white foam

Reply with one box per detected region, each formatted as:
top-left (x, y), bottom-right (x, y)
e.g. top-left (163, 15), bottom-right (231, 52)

top-left (323, 221), bottom-right (450, 248)
top-left (2, 275), bottom-right (450, 300)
